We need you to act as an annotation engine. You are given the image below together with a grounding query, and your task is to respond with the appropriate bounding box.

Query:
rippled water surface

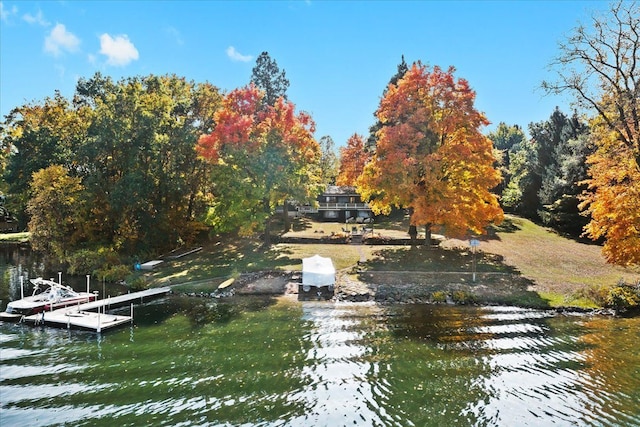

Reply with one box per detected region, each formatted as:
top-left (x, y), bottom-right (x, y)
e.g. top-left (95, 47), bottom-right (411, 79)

top-left (1, 297), bottom-right (639, 426)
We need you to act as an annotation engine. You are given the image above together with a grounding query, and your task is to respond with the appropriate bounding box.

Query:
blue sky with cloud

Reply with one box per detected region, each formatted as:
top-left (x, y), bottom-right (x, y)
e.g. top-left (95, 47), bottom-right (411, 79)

top-left (1, 1), bottom-right (610, 146)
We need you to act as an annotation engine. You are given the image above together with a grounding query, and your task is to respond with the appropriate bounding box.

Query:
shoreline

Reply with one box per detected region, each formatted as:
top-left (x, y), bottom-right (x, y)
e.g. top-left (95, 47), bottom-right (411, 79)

top-left (170, 269), bottom-right (629, 316)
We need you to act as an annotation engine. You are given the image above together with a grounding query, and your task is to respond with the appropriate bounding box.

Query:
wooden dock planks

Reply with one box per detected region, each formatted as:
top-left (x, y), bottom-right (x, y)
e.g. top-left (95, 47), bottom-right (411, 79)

top-left (22, 287), bottom-right (171, 332)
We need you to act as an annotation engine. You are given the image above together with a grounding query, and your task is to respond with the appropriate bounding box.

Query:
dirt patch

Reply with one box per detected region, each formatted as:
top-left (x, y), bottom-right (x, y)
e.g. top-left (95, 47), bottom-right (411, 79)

top-left (233, 271), bottom-right (297, 295)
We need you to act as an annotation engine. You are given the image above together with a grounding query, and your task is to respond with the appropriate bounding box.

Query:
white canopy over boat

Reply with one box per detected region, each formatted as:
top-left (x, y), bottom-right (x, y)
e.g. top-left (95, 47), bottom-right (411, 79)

top-left (302, 255), bottom-right (335, 288)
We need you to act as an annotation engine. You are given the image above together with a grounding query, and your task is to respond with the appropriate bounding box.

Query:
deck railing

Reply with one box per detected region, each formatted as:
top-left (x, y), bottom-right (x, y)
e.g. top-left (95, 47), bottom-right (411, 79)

top-left (316, 202), bottom-right (370, 210)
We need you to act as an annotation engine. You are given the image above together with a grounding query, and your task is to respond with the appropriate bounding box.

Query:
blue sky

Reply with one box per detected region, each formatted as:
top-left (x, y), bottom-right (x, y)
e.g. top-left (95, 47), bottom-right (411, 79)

top-left (1, 1), bottom-right (608, 146)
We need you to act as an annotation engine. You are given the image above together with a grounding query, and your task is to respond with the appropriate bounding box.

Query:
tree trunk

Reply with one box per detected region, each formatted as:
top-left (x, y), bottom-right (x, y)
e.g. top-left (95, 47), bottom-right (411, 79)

top-left (263, 198), bottom-right (272, 247)
top-left (283, 202), bottom-right (290, 232)
top-left (424, 223), bottom-right (432, 248)
top-left (408, 225), bottom-right (418, 246)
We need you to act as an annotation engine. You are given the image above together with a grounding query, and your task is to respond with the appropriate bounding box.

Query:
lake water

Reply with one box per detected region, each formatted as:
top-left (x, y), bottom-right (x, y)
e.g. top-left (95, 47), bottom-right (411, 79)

top-left (1, 246), bottom-right (639, 426)
top-left (1, 296), bottom-right (639, 427)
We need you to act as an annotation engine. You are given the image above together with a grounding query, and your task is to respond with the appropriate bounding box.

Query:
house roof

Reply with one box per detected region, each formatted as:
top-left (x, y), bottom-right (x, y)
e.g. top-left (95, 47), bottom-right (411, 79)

top-left (323, 185), bottom-right (358, 195)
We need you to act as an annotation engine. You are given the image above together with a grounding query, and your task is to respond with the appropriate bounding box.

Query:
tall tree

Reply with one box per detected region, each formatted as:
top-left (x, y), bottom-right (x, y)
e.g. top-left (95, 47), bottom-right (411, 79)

top-left (250, 52), bottom-right (290, 107)
top-left (196, 85), bottom-right (320, 245)
top-left (358, 63), bottom-right (503, 245)
top-left (543, 1), bottom-right (639, 265)
top-left (336, 133), bottom-right (368, 186)
top-left (536, 112), bottom-right (591, 234)
top-left (581, 116), bottom-right (640, 265)
top-left (318, 135), bottom-right (339, 186)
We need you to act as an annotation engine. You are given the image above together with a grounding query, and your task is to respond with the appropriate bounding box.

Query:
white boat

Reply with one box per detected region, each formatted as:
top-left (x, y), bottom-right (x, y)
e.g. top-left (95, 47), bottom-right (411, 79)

top-left (299, 255), bottom-right (336, 300)
top-left (0, 278), bottom-right (97, 320)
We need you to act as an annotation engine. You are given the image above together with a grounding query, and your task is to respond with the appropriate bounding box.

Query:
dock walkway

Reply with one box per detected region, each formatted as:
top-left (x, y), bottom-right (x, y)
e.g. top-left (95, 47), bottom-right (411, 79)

top-left (22, 287), bottom-right (171, 332)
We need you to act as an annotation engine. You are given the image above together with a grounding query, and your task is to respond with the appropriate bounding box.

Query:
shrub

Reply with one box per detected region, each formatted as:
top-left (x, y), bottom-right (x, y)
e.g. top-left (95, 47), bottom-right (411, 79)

top-left (452, 290), bottom-right (476, 305)
top-left (574, 284), bottom-right (609, 307)
top-left (66, 249), bottom-right (106, 275)
top-left (431, 291), bottom-right (447, 303)
top-left (95, 264), bottom-right (131, 283)
top-left (605, 282), bottom-right (640, 312)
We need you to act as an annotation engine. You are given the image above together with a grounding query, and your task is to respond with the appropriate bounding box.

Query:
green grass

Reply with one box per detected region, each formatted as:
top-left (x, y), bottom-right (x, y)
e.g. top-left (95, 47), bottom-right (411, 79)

top-left (136, 215), bottom-right (639, 309)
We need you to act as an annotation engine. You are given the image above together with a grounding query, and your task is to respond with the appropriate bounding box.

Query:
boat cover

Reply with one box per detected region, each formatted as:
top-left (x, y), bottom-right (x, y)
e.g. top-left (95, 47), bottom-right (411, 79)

top-left (302, 255), bottom-right (336, 287)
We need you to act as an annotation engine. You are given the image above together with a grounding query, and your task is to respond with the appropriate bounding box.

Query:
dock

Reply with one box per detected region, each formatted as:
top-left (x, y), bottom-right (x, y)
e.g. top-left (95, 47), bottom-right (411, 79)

top-left (22, 287), bottom-right (171, 332)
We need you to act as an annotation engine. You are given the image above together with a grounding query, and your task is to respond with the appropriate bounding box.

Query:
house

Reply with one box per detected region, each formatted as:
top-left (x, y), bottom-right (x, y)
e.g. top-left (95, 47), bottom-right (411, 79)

top-left (300, 185), bottom-right (373, 222)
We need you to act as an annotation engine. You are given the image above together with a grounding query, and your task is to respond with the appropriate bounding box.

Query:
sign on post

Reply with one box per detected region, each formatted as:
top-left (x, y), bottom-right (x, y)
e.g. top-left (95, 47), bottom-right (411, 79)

top-left (469, 239), bottom-right (480, 282)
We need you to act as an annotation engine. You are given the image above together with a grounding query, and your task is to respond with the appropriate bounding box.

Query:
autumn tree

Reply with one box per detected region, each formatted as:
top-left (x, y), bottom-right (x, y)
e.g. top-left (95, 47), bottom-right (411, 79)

top-left (196, 85), bottom-right (320, 245)
top-left (543, 1), bottom-right (639, 265)
top-left (27, 165), bottom-right (84, 260)
top-left (251, 52), bottom-right (290, 107)
top-left (336, 133), bottom-right (369, 186)
top-left (3, 92), bottom-right (90, 228)
top-left (358, 63), bottom-right (503, 245)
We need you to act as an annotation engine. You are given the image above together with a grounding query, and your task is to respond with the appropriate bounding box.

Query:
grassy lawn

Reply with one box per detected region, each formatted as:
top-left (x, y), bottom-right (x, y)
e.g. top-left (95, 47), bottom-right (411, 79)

top-left (142, 215), bottom-right (640, 309)
top-left (444, 216), bottom-right (639, 307)
top-left (446, 216), bottom-right (639, 291)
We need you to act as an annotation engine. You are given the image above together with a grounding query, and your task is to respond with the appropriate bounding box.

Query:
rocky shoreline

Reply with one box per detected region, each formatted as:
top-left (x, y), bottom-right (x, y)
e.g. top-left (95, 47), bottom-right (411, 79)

top-left (174, 270), bottom-right (622, 315)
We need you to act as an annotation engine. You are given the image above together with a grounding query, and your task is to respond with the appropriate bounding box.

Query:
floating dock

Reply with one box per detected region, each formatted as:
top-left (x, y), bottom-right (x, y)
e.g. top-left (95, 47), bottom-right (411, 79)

top-left (21, 287), bottom-right (171, 333)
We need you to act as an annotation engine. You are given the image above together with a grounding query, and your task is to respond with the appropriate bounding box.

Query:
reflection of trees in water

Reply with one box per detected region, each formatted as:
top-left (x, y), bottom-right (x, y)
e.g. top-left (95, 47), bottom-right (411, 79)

top-left (577, 316), bottom-right (640, 424)
top-left (363, 304), bottom-right (494, 426)
top-left (4, 297), bottom-right (315, 426)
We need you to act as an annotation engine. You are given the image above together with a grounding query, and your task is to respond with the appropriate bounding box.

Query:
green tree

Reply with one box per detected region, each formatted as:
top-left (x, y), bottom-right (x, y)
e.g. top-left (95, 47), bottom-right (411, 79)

top-left (366, 56), bottom-right (409, 152)
top-left (250, 52), bottom-right (290, 107)
top-left (502, 108), bottom-right (589, 227)
top-left (78, 74), bottom-right (221, 253)
top-left (487, 123), bottom-right (526, 196)
top-left (318, 135), bottom-right (339, 186)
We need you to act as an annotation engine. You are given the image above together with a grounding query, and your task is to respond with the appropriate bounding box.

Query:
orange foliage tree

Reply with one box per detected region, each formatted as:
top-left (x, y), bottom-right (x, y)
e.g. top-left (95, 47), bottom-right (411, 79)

top-left (357, 63), bottom-right (503, 244)
top-left (580, 121), bottom-right (640, 266)
top-left (336, 133), bottom-right (369, 186)
top-left (197, 85), bottom-right (320, 244)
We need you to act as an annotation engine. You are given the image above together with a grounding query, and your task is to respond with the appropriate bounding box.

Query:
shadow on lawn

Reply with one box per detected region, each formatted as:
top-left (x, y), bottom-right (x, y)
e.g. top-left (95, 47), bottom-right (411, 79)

top-left (360, 245), bottom-right (551, 309)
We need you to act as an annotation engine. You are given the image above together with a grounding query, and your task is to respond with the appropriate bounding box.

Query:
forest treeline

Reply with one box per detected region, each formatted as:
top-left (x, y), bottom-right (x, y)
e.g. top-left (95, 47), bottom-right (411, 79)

top-left (0, 1), bottom-right (638, 279)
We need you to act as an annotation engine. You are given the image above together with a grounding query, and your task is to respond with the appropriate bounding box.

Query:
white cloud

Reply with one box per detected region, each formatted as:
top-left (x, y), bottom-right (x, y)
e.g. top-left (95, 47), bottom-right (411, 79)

top-left (1, 2), bottom-right (18, 22)
top-left (44, 23), bottom-right (80, 56)
top-left (23, 9), bottom-right (49, 26)
top-left (99, 33), bottom-right (139, 66)
top-left (226, 46), bottom-right (252, 62)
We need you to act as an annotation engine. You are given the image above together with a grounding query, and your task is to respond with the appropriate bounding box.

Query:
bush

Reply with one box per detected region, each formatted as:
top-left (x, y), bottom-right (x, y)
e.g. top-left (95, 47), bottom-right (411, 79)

top-left (452, 290), bottom-right (476, 305)
top-left (95, 264), bottom-right (131, 283)
top-left (66, 249), bottom-right (107, 275)
top-left (431, 291), bottom-right (447, 303)
top-left (605, 282), bottom-right (640, 312)
top-left (574, 284), bottom-right (610, 307)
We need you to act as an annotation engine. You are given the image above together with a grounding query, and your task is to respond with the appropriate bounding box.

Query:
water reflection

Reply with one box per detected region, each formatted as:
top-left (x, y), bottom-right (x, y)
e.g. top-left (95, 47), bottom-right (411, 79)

top-left (1, 299), bottom-right (639, 426)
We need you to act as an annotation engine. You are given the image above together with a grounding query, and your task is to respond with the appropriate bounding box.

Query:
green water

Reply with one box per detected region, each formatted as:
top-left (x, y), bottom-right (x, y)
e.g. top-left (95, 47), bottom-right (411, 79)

top-left (1, 296), bottom-right (639, 426)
